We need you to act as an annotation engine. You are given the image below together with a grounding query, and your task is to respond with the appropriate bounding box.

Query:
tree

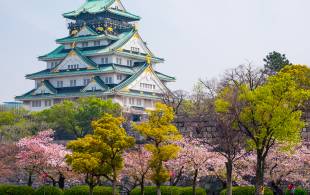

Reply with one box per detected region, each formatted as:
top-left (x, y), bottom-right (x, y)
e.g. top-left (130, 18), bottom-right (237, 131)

top-left (39, 97), bottom-right (122, 138)
top-left (0, 143), bottom-right (19, 183)
top-left (16, 130), bottom-right (69, 187)
top-left (0, 109), bottom-right (47, 142)
top-left (133, 103), bottom-right (182, 195)
top-left (216, 65), bottom-right (310, 195)
top-left (264, 51), bottom-right (291, 74)
top-left (122, 146), bottom-right (152, 195)
top-left (66, 114), bottom-right (135, 195)
top-left (200, 78), bottom-right (247, 195)
top-left (180, 139), bottom-right (223, 195)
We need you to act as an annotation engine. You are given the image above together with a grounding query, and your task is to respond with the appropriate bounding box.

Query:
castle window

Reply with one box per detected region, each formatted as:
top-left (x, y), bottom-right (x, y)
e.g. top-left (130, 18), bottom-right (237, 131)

top-left (70, 80), bottom-right (77, 87)
top-left (82, 42), bottom-right (88, 47)
top-left (92, 87), bottom-right (96, 91)
top-left (127, 59), bottom-right (133, 66)
top-left (32, 100), bottom-right (41, 108)
top-left (129, 98), bottom-right (135, 105)
top-left (101, 57), bottom-right (108, 64)
top-left (136, 99), bottom-right (142, 106)
top-left (117, 75), bottom-right (122, 80)
top-left (94, 41), bottom-right (100, 47)
top-left (131, 47), bottom-right (140, 53)
top-left (57, 81), bottom-right (63, 88)
top-left (44, 100), bottom-right (52, 107)
top-left (105, 77), bottom-right (113, 84)
top-left (116, 57), bottom-right (122, 65)
top-left (84, 79), bottom-right (91, 86)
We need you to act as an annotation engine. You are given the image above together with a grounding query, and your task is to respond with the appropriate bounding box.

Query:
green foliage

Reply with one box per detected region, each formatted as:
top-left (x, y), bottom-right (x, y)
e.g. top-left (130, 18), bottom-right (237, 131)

top-left (133, 103), bottom-right (182, 186)
top-left (0, 109), bottom-right (46, 141)
top-left (64, 186), bottom-right (118, 195)
top-left (264, 51), bottom-right (291, 74)
top-left (0, 185), bottom-right (35, 195)
top-left (35, 186), bottom-right (63, 195)
top-left (38, 97), bottom-right (122, 138)
top-left (220, 186), bottom-right (273, 195)
top-left (285, 188), bottom-right (308, 195)
top-left (66, 114), bottom-right (135, 194)
top-left (130, 186), bottom-right (206, 195)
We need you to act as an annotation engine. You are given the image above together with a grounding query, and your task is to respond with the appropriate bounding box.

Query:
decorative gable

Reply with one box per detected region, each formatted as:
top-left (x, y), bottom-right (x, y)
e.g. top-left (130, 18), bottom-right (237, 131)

top-left (33, 81), bottom-right (56, 95)
top-left (53, 50), bottom-right (97, 72)
top-left (75, 26), bottom-right (97, 37)
top-left (122, 66), bottom-right (168, 94)
top-left (120, 33), bottom-right (152, 55)
top-left (82, 76), bottom-right (109, 92)
top-left (109, 0), bottom-right (126, 11)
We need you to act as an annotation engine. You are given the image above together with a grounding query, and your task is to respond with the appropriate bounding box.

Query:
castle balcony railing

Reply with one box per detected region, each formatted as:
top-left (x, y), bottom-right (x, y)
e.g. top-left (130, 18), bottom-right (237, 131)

top-left (68, 18), bottom-right (133, 32)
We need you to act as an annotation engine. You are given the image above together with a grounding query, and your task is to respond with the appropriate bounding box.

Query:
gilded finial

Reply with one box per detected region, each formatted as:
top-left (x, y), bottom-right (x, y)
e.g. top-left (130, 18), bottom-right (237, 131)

top-left (71, 41), bottom-right (77, 48)
top-left (146, 54), bottom-right (151, 65)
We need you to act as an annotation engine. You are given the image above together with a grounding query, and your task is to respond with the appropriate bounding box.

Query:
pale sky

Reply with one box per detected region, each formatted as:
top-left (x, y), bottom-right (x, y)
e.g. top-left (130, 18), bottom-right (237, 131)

top-left (1, 0), bottom-right (310, 102)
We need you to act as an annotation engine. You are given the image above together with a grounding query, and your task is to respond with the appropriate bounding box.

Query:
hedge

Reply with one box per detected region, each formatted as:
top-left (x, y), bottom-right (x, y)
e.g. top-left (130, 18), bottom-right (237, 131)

top-left (220, 186), bottom-right (273, 195)
top-left (285, 188), bottom-right (308, 195)
top-left (0, 184), bottom-right (35, 195)
top-left (35, 185), bottom-right (63, 195)
top-left (130, 186), bottom-right (206, 195)
top-left (64, 185), bottom-right (118, 195)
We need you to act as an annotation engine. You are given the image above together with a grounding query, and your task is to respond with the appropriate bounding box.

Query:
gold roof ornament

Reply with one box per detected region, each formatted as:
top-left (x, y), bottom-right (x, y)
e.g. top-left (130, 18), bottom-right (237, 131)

top-left (107, 27), bottom-right (113, 32)
top-left (71, 29), bottom-right (78, 36)
top-left (146, 54), bottom-right (152, 65)
top-left (71, 41), bottom-right (77, 49)
top-left (96, 26), bottom-right (104, 32)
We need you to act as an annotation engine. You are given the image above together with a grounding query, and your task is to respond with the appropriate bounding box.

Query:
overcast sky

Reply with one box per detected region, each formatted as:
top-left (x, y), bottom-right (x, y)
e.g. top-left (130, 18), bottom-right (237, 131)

top-left (1, 0), bottom-right (310, 102)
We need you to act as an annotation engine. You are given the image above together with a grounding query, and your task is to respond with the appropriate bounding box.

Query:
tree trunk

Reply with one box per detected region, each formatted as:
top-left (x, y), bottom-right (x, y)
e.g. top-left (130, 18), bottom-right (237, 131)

top-left (226, 159), bottom-right (233, 195)
top-left (27, 172), bottom-right (33, 187)
top-left (58, 173), bottom-right (65, 189)
top-left (89, 185), bottom-right (94, 195)
top-left (112, 173), bottom-right (117, 195)
top-left (193, 169), bottom-right (198, 195)
top-left (156, 183), bottom-right (161, 195)
top-left (140, 176), bottom-right (145, 195)
top-left (255, 151), bottom-right (265, 195)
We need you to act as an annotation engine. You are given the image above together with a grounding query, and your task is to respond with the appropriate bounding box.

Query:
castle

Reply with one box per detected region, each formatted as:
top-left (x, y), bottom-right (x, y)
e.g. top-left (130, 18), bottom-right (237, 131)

top-left (16, 0), bottom-right (175, 121)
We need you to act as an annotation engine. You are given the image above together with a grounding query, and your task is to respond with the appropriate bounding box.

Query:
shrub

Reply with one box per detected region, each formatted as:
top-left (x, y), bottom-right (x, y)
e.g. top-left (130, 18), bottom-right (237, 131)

top-left (130, 186), bottom-right (206, 195)
top-left (220, 186), bottom-right (273, 195)
top-left (35, 185), bottom-right (63, 195)
top-left (64, 185), bottom-right (118, 195)
top-left (0, 185), bottom-right (35, 195)
top-left (285, 188), bottom-right (308, 195)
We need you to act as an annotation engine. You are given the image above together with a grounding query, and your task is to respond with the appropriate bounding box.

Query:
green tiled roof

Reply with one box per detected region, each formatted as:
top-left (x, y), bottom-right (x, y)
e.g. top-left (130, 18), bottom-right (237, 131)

top-left (17, 64), bottom-right (173, 101)
top-left (155, 71), bottom-right (176, 82)
top-left (39, 30), bottom-right (135, 60)
top-left (94, 76), bottom-right (110, 90)
top-left (26, 64), bottom-right (136, 79)
top-left (113, 64), bottom-right (149, 91)
top-left (63, 0), bottom-right (140, 21)
top-left (43, 80), bottom-right (58, 94)
top-left (56, 33), bottom-right (118, 44)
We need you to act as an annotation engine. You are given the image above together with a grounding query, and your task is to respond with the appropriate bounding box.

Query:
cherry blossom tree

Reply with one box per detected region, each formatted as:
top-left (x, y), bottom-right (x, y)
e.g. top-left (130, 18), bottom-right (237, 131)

top-left (167, 139), bottom-right (224, 195)
top-left (122, 146), bottom-right (152, 195)
top-left (16, 129), bottom-right (70, 188)
top-left (235, 143), bottom-right (310, 191)
top-left (0, 143), bottom-right (19, 183)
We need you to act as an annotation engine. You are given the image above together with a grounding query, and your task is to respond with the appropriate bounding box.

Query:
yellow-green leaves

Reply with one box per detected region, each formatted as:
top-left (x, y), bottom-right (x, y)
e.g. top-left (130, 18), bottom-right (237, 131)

top-left (133, 103), bottom-right (182, 186)
top-left (66, 114), bottom-right (135, 187)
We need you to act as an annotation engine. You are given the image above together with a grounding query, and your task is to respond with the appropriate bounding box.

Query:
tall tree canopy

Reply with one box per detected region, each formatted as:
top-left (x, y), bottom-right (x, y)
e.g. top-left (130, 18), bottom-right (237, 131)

top-left (263, 51), bottom-right (291, 74)
top-left (216, 65), bottom-right (310, 195)
top-left (66, 114), bottom-right (135, 195)
top-left (133, 103), bottom-right (182, 195)
top-left (39, 97), bottom-right (122, 138)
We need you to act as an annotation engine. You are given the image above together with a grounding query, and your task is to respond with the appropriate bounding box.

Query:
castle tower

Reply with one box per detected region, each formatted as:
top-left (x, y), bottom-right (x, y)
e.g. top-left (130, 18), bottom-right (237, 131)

top-left (16, 0), bottom-right (175, 120)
